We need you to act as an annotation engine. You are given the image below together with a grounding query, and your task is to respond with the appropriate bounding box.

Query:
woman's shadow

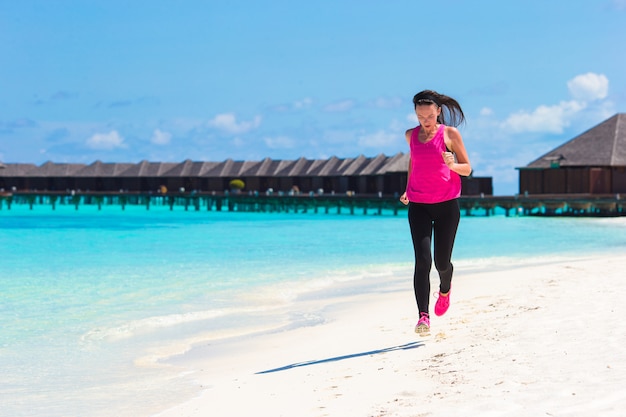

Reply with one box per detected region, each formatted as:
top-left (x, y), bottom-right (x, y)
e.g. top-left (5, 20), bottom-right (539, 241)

top-left (256, 341), bottom-right (424, 374)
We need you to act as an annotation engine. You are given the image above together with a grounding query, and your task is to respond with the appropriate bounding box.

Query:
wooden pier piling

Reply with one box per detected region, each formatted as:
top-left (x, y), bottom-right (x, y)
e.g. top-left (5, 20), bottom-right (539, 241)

top-left (0, 192), bottom-right (624, 217)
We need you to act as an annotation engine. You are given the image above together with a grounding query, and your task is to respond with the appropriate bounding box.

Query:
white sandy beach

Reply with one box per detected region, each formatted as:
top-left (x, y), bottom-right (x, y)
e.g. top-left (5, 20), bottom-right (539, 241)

top-left (154, 253), bottom-right (626, 417)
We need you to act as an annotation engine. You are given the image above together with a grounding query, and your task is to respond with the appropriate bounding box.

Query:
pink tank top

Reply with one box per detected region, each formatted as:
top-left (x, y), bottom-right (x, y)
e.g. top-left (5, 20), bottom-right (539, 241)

top-left (406, 125), bottom-right (461, 204)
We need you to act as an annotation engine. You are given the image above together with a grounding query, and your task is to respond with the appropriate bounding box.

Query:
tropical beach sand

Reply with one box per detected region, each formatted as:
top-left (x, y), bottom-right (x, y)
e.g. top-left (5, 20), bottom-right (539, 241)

top-left (154, 254), bottom-right (626, 417)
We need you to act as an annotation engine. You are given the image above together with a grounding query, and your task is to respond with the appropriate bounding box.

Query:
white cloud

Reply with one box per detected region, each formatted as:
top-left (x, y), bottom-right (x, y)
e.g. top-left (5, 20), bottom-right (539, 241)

top-left (388, 119), bottom-right (405, 132)
top-left (264, 135), bottom-right (295, 149)
top-left (269, 98), bottom-right (314, 113)
top-left (369, 96), bottom-right (403, 109)
top-left (500, 72), bottom-right (609, 134)
top-left (480, 107), bottom-right (494, 116)
top-left (171, 117), bottom-right (204, 131)
top-left (86, 130), bottom-right (126, 150)
top-left (501, 100), bottom-right (586, 134)
top-left (322, 129), bottom-right (355, 144)
top-left (406, 112), bottom-right (418, 124)
top-left (232, 137), bottom-right (245, 147)
top-left (151, 129), bottom-right (172, 145)
top-left (293, 97), bottom-right (313, 109)
top-left (358, 130), bottom-right (397, 147)
top-left (324, 100), bottom-right (354, 112)
top-left (567, 72), bottom-right (608, 101)
top-left (208, 113), bottom-right (262, 134)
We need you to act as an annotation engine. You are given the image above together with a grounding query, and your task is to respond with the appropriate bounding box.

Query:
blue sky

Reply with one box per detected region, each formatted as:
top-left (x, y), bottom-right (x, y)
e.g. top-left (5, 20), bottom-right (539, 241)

top-left (1, 0), bottom-right (625, 195)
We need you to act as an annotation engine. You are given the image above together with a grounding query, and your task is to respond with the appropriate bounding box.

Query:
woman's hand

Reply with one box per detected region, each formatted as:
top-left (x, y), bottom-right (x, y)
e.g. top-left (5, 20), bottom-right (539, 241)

top-left (399, 192), bottom-right (409, 205)
top-left (442, 151), bottom-right (455, 168)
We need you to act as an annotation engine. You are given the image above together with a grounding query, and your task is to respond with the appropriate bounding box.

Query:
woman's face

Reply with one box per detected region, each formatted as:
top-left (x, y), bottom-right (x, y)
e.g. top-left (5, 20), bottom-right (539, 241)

top-left (416, 104), bottom-right (441, 129)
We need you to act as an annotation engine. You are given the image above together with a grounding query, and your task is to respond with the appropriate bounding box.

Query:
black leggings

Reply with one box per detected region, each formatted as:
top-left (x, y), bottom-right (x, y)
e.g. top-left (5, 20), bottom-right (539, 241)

top-left (408, 199), bottom-right (460, 315)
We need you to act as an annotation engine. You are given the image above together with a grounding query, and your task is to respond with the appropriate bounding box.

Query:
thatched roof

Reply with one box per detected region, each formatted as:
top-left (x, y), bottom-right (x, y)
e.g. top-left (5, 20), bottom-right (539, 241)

top-left (359, 153), bottom-right (389, 175)
top-left (340, 155), bottom-right (367, 176)
top-left (161, 160), bottom-right (219, 177)
top-left (286, 157), bottom-right (315, 177)
top-left (380, 152), bottom-right (409, 173)
top-left (31, 161), bottom-right (85, 176)
top-left (523, 113), bottom-right (626, 169)
top-left (270, 160), bottom-right (297, 177)
top-left (74, 160), bottom-right (135, 177)
top-left (0, 163), bottom-right (38, 176)
top-left (0, 153), bottom-right (411, 178)
top-left (240, 158), bottom-right (272, 176)
top-left (202, 159), bottom-right (251, 177)
top-left (311, 156), bottom-right (342, 176)
top-left (0, 163), bottom-right (37, 177)
top-left (120, 160), bottom-right (179, 177)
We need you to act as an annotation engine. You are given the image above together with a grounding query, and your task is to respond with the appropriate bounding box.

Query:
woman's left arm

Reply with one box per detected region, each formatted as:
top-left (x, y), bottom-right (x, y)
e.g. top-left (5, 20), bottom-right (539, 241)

top-left (443, 126), bottom-right (472, 177)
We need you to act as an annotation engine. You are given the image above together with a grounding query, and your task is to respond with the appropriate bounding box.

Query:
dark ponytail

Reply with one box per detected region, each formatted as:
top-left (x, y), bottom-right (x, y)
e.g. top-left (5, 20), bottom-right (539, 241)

top-left (413, 90), bottom-right (465, 127)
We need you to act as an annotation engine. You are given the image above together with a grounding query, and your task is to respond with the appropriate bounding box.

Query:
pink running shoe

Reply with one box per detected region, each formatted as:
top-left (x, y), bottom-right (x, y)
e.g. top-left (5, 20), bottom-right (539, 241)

top-left (415, 312), bottom-right (430, 335)
top-left (434, 290), bottom-right (451, 316)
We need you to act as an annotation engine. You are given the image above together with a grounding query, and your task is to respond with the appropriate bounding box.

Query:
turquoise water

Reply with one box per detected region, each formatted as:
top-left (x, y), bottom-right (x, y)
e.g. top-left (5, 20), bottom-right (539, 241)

top-left (1, 203), bottom-right (626, 417)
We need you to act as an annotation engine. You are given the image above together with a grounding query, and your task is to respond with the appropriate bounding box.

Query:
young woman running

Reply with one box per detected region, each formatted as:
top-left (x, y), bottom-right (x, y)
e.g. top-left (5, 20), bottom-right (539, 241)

top-left (399, 90), bottom-right (472, 335)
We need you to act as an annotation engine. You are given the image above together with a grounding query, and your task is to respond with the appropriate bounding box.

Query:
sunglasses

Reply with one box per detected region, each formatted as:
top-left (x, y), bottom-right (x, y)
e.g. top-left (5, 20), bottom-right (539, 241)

top-left (415, 98), bottom-right (439, 106)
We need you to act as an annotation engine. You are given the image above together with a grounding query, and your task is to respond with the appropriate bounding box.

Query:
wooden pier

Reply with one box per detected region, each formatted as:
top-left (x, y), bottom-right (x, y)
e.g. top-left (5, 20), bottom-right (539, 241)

top-left (0, 191), bottom-right (404, 215)
top-left (458, 194), bottom-right (626, 217)
top-left (0, 191), bottom-right (625, 216)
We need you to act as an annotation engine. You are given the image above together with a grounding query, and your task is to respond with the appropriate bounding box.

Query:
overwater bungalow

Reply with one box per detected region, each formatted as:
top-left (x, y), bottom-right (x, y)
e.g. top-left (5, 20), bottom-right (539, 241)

top-left (518, 113), bottom-right (626, 195)
top-left (0, 153), bottom-right (492, 197)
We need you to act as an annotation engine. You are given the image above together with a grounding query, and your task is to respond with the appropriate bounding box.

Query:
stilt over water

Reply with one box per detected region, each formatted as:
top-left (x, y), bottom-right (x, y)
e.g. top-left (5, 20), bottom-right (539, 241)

top-left (1, 192), bottom-right (624, 216)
